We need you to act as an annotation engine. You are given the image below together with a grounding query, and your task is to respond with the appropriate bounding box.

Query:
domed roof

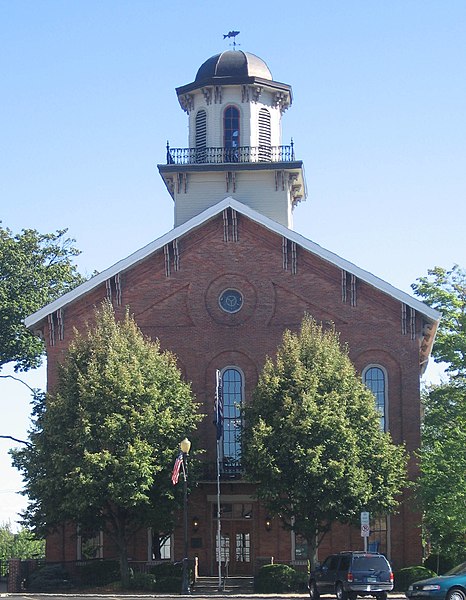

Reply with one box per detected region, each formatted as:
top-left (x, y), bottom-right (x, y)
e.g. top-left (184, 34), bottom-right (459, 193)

top-left (195, 50), bottom-right (273, 83)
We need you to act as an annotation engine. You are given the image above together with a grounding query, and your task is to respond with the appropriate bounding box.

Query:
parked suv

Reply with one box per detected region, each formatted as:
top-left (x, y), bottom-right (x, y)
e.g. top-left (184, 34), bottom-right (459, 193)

top-left (308, 551), bottom-right (394, 600)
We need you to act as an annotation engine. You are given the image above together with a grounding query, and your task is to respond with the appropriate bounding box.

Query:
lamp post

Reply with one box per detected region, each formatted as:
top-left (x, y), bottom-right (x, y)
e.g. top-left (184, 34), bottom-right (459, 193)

top-left (180, 437), bottom-right (191, 594)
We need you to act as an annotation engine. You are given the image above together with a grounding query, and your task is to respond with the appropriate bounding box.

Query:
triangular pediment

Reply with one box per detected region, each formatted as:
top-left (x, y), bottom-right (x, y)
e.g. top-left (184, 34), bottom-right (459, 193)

top-left (25, 197), bottom-right (440, 349)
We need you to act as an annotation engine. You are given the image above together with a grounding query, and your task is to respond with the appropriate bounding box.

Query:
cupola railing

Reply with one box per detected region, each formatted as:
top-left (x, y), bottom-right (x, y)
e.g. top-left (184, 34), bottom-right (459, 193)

top-left (165, 142), bottom-right (295, 165)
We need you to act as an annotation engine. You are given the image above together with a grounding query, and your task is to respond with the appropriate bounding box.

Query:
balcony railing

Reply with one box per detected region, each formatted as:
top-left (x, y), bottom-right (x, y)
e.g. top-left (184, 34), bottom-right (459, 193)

top-left (165, 143), bottom-right (295, 165)
top-left (199, 461), bottom-right (243, 481)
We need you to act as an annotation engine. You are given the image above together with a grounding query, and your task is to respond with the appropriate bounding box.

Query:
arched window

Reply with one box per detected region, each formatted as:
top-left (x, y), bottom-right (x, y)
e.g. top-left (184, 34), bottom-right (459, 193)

top-left (258, 108), bottom-right (271, 161)
top-left (224, 106), bottom-right (240, 162)
top-left (195, 109), bottom-right (207, 162)
top-left (363, 366), bottom-right (387, 431)
top-left (221, 367), bottom-right (243, 475)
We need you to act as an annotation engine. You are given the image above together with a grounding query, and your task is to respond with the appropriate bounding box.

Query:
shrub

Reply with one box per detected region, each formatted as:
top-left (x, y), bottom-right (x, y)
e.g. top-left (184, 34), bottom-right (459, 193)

top-left (292, 569), bottom-right (309, 592)
top-left (148, 561), bottom-right (182, 577)
top-left (126, 572), bottom-right (157, 591)
top-left (424, 554), bottom-right (466, 575)
top-left (126, 563), bottom-right (186, 592)
top-left (153, 575), bottom-right (183, 592)
top-left (75, 559), bottom-right (120, 586)
top-left (27, 564), bottom-right (73, 591)
top-left (394, 566), bottom-right (437, 591)
top-left (254, 563), bottom-right (298, 593)
top-left (147, 561), bottom-right (194, 592)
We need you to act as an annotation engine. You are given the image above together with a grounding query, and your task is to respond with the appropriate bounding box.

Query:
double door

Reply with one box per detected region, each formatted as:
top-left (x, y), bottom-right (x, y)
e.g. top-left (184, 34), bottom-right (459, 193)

top-left (216, 521), bottom-right (252, 575)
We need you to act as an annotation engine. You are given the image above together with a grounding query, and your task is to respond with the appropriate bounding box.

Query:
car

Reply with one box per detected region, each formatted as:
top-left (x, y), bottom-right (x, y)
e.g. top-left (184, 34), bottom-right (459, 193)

top-left (405, 562), bottom-right (466, 600)
top-left (308, 551), bottom-right (394, 600)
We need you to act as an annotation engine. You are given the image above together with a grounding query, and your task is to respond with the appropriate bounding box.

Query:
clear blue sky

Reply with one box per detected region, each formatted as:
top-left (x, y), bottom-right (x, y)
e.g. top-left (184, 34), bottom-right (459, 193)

top-left (1, 0), bottom-right (465, 528)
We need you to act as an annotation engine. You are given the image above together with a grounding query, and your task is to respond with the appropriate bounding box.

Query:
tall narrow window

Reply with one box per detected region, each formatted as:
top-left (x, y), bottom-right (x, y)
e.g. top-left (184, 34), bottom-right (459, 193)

top-left (77, 526), bottom-right (103, 560)
top-left (150, 530), bottom-right (172, 560)
top-left (364, 366), bottom-right (387, 431)
top-left (224, 106), bottom-right (240, 162)
top-left (222, 367), bottom-right (242, 475)
top-left (195, 109), bottom-right (207, 162)
top-left (258, 108), bottom-right (271, 161)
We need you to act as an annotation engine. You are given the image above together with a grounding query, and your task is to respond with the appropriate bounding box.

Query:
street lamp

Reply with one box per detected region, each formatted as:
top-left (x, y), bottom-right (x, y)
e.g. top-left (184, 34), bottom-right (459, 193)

top-left (180, 437), bottom-right (191, 594)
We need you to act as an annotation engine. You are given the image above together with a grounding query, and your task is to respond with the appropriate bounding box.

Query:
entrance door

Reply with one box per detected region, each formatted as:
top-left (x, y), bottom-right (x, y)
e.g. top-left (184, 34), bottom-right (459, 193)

top-left (216, 522), bottom-right (253, 575)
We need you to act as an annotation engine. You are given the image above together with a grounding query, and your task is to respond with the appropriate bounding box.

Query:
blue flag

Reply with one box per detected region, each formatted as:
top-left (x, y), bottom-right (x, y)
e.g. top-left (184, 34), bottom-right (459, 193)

top-left (214, 369), bottom-right (223, 440)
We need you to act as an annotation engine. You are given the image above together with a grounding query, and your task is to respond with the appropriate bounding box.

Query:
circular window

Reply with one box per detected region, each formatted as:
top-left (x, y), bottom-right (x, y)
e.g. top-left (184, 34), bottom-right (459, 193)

top-left (219, 289), bottom-right (243, 314)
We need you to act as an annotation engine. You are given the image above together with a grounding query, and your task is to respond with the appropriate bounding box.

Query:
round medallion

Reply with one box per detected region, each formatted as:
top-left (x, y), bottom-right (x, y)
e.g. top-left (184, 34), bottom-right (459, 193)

top-left (219, 289), bottom-right (243, 314)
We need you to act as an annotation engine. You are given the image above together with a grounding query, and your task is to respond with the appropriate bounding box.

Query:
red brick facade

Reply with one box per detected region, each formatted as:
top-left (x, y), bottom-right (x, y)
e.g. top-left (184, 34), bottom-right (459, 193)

top-left (40, 208), bottom-right (430, 572)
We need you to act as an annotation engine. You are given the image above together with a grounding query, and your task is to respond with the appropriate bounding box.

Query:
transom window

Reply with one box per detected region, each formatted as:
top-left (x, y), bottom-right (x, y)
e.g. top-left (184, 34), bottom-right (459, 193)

top-left (364, 366), bottom-right (387, 431)
top-left (221, 368), bottom-right (243, 474)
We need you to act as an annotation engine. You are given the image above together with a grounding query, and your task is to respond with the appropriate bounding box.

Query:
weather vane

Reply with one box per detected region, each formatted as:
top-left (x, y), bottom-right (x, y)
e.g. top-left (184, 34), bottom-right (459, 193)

top-left (223, 30), bottom-right (240, 49)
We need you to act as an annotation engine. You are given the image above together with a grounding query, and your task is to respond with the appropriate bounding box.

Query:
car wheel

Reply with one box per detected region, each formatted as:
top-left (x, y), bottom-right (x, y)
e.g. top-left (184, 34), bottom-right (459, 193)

top-left (309, 581), bottom-right (320, 600)
top-left (336, 583), bottom-right (348, 600)
top-left (446, 588), bottom-right (466, 600)
top-left (376, 593), bottom-right (387, 600)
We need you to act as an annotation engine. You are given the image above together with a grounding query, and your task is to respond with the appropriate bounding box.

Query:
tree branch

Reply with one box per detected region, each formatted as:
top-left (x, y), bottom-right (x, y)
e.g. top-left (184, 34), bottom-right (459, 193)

top-left (0, 434), bottom-right (30, 447)
top-left (0, 374), bottom-right (39, 395)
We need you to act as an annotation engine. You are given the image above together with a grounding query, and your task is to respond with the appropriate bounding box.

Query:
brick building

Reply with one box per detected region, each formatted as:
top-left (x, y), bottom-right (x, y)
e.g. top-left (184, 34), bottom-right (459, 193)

top-left (26, 49), bottom-right (440, 574)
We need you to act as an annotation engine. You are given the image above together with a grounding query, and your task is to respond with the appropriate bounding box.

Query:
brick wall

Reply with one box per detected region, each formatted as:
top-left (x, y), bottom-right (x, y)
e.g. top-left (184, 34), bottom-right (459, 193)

top-left (41, 211), bottom-right (423, 572)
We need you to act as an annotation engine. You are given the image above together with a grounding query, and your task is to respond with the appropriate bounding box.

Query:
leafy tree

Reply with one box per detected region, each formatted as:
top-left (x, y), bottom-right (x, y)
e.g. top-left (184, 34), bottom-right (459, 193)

top-left (413, 265), bottom-right (466, 561)
top-left (0, 224), bottom-right (84, 372)
top-left (242, 315), bottom-right (407, 566)
top-left (12, 301), bottom-right (202, 585)
top-left (0, 521), bottom-right (45, 560)
top-left (419, 380), bottom-right (466, 563)
top-left (412, 265), bottom-right (466, 376)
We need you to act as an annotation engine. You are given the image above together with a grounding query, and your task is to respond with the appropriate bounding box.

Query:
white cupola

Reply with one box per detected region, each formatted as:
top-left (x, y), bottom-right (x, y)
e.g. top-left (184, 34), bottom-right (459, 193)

top-left (158, 50), bottom-right (306, 229)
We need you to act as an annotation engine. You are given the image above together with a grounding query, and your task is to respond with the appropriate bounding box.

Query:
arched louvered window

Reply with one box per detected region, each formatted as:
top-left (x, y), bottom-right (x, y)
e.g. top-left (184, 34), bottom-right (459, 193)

top-left (224, 106), bottom-right (240, 162)
top-left (221, 367), bottom-right (243, 475)
top-left (258, 108), bottom-right (271, 161)
top-left (363, 366), bottom-right (387, 431)
top-left (195, 109), bottom-right (207, 163)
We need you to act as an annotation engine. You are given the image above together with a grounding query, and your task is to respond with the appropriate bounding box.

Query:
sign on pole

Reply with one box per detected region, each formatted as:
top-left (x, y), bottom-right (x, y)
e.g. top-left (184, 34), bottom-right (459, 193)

top-left (361, 523), bottom-right (370, 537)
top-left (360, 511), bottom-right (370, 552)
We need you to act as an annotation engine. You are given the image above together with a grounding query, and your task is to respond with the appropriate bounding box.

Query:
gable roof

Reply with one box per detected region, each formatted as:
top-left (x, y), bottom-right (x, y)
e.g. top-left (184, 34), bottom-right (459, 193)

top-left (25, 198), bottom-right (440, 362)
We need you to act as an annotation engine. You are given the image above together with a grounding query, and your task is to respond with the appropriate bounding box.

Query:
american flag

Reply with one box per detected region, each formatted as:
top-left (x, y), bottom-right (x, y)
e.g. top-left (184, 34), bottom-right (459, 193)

top-left (214, 369), bottom-right (223, 440)
top-left (171, 452), bottom-right (183, 485)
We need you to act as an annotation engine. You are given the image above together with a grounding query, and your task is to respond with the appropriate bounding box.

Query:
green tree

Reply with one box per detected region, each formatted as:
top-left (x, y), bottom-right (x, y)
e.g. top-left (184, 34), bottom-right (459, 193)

top-left (412, 265), bottom-right (466, 376)
top-left (0, 224), bottom-right (84, 372)
top-left (0, 522), bottom-right (45, 560)
top-left (242, 315), bottom-right (407, 566)
top-left (413, 265), bottom-right (466, 562)
top-left (12, 301), bottom-right (202, 585)
top-left (419, 381), bottom-right (466, 562)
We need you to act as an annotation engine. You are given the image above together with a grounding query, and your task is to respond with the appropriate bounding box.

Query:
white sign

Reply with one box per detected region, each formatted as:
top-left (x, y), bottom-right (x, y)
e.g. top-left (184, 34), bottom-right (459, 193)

top-left (361, 511), bottom-right (370, 538)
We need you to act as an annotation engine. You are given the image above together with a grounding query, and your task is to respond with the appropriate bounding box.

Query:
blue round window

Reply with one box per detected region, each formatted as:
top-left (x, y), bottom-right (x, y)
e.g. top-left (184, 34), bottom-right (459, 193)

top-left (219, 289), bottom-right (243, 313)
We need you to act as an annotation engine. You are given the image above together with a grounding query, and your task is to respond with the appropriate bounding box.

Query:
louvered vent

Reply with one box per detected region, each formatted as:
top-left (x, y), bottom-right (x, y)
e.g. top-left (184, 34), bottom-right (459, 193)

top-left (258, 108), bottom-right (271, 161)
top-left (195, 109), bottom-right (207, 162)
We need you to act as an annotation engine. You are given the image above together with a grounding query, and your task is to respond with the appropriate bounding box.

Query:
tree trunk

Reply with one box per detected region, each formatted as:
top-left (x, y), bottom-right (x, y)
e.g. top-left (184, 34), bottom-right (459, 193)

top-left (118, 541), bottom-right (130, 587)
top-left (113, 518), bottom-right (130, 588)
top-left (307, 532), bottom-right (319, 571)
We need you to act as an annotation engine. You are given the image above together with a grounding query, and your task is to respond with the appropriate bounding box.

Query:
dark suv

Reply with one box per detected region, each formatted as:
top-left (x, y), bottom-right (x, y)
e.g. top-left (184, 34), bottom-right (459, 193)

top-left (308, 551), bottom-right (394, 600)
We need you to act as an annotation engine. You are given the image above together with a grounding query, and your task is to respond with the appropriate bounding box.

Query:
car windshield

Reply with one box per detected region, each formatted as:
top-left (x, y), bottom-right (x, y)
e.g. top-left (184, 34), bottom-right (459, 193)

top-left (352, 556), bottom-right (389, 570)
top-left (445, 562), bottom-right (466, 576)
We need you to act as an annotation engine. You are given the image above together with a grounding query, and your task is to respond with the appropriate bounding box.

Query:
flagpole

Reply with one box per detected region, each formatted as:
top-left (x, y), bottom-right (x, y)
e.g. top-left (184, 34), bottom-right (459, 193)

top-left (215, 370), bottom-right (222, 590)
top-left (216, 436), bottom-right (222, 590)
